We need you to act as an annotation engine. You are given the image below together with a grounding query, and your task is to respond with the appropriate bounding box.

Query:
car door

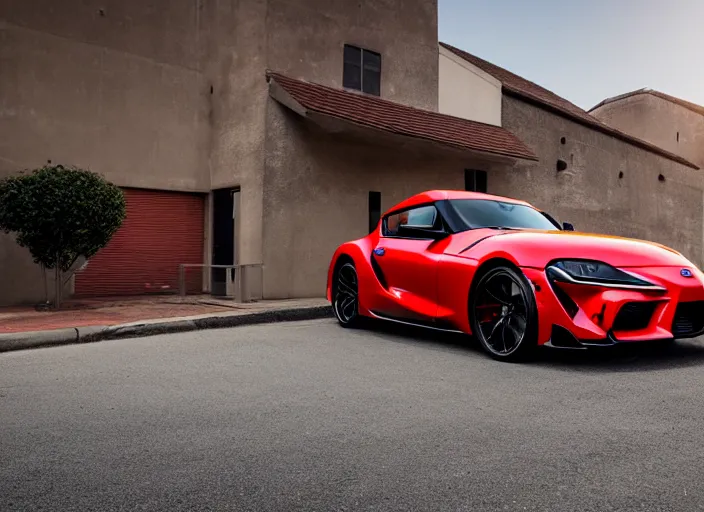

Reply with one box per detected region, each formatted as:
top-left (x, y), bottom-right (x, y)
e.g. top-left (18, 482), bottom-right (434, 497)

top-left (372, 204), bottom-right (445, 321)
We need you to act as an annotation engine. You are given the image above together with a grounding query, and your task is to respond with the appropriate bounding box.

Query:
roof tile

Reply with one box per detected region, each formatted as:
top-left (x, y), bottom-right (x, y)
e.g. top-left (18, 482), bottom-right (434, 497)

top-left (267, 71), bottom-right (538, 162)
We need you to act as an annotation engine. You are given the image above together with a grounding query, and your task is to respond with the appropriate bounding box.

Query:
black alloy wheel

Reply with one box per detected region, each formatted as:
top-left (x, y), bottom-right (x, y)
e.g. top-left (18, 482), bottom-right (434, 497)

top-left (470, 265), bottom-right (538, 361)
top-left (333, 263), bottom-right (360, 327)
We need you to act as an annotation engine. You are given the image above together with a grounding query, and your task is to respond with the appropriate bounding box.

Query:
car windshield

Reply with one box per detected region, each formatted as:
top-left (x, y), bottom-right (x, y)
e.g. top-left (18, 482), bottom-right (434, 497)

top-left (448, 199), bottom-right (560, 231)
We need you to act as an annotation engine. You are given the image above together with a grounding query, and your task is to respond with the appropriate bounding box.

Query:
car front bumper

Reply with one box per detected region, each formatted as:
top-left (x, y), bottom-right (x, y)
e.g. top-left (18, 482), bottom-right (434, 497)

top-left (522, 265), bottom-right (704, 347)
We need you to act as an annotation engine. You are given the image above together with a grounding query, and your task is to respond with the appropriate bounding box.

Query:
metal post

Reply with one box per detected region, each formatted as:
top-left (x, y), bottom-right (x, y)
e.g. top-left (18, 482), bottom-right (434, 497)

top-left (234, 266), bottom-right (242, 303)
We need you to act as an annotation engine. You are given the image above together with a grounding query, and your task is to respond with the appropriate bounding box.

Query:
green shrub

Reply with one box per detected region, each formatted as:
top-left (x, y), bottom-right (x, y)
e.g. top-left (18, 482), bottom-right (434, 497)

top-left (0, 164), bottom-right (126, 307)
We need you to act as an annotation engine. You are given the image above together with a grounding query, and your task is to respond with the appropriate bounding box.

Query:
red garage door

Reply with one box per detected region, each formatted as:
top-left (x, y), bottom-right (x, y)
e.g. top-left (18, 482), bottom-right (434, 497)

top-left (75, 188), bottom-right (205, 297)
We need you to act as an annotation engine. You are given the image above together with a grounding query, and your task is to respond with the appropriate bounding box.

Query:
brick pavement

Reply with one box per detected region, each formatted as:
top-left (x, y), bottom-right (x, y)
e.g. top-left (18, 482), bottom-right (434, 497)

top-left (0, 296), bottom-right (329, 333)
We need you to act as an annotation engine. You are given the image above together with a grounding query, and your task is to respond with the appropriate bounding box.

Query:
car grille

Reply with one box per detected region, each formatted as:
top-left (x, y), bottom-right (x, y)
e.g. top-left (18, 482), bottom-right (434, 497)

top-left (612, 302), bottom-right (658, 332)
top-left (672, 301), bottom-right (704, 337)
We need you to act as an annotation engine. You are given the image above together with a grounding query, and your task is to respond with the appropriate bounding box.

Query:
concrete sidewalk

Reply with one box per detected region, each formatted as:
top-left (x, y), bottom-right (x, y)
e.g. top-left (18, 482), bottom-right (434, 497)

top-left (0, 296), bottom-right (332, 353)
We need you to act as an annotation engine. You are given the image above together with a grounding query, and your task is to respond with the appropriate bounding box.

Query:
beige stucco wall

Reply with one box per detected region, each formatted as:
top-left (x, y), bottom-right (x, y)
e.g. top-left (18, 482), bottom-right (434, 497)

top-left (438, 45), bottom-right (502, 126)
top-left (215, 0), bottom-right (442, 273)
top-left (591, 93), bottom-right (704, 170)
top-left (0, 3), bottom-right (211, 191)
top-left (496, 96), bottom-right (703, 267)
top-left (264, 0), bottom-right (439, 111)
top-left (260, 100), bottom-right (513, 298)
top-left (0, 0), bottom-right (444, 304)
top-left (0, 0), bottom-right (212, 305)
top-left (205, 0), bottom-right (441, 268)
top-left (205, 0), bottom-right (268, 269)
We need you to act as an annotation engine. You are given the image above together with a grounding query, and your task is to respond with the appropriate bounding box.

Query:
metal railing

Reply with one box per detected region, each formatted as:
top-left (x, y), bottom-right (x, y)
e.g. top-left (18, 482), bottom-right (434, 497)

top-left (178, 263), bottom-right (263, 302)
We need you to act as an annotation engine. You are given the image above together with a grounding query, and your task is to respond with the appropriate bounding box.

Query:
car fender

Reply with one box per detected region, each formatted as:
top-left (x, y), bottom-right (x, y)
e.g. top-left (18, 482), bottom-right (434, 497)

top-left (327, 238), bottom-right (376, 315)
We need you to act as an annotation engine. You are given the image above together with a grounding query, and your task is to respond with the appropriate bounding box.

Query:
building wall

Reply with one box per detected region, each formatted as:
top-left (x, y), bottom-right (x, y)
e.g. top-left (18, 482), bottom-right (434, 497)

top-left (260, 100), bottom-right (512, 299)
top-left (0, 0), bottom-right (211, 191)
top-left (0, 0), bottom-right (212, 305)
top-left (591, 94), bottom-right (704, 170)
top-left (265, 0), bottom-right (439, 111)
top-left (205, 0), bottom-right (268, 269)
top-left (438, 45), bottom-right (502, 126)
top-left (496, 96), bottom-right (703, 267)
top-left (213, 0), bottom-right (442, 273)
top-left (0, 0), bottom-right (444, 305)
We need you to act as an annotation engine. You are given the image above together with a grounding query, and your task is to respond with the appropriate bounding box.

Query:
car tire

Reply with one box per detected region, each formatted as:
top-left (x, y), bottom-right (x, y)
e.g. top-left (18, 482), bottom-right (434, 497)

top-left (469, 264), bottom-right (539, 362)
top-left (332, 262), bottom-right (361, 328)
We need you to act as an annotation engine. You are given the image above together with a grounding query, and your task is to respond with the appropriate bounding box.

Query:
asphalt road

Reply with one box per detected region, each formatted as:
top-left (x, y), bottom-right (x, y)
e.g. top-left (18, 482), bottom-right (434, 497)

top-left (3, 320), bottom-right (704, 511)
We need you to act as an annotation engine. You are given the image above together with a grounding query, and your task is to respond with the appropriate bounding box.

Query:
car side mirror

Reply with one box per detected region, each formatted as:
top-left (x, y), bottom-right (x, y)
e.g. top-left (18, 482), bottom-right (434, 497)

top-left (562, 222), bottom-right (574, 231)
top-left (398, 224), bottom-right (448, 241)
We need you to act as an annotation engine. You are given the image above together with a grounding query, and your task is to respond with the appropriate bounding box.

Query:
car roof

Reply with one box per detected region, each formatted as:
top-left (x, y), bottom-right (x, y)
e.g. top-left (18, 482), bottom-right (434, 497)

top-left (385, 190), bottom-right (533, 215)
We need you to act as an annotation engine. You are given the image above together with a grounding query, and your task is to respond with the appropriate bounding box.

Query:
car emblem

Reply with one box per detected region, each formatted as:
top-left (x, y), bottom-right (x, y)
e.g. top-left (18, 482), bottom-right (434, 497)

top-left (681, 269), bottom-right (693, 278)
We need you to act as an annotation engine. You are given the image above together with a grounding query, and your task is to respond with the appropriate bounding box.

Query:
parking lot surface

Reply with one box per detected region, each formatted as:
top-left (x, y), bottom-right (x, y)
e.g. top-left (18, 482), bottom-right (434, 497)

top-left (3, 319), bottom-right (704, 511)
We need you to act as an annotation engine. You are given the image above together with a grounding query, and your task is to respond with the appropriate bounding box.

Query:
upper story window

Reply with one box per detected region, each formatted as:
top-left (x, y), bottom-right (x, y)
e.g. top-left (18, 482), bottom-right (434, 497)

top-left (343, 45), bottom-right (381, 96)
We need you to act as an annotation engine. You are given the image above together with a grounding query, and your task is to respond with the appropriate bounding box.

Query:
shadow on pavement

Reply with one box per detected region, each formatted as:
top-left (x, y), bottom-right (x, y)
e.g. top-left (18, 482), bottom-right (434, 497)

top-left (534, 339), bottom-right (704, 373)
top-left (358, 318), bottom-right (704, 373)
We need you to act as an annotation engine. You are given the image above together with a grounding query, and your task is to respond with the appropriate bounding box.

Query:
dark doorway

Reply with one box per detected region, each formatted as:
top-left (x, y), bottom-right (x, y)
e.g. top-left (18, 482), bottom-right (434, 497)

top-left (211, 188), bottom-right (238, 296)
top-left (369, 191), bottom-right (381, 233)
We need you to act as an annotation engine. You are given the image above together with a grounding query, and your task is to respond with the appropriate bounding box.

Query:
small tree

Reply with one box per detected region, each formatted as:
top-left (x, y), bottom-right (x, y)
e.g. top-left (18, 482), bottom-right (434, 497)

top-left (0, 164), bottom-right (126, 308)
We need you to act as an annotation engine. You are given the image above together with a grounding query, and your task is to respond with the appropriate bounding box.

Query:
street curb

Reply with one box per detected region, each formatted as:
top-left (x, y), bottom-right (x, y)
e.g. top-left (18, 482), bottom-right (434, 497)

top-left (0, 328), bottom-right (78, 352)
top-left (0, 305), bottom-right (333, 354)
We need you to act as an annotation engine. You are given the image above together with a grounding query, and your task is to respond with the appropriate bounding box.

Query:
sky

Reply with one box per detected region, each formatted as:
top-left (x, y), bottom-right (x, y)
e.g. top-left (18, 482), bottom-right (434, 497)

top-left (438, 0), bottom-right (704, 110)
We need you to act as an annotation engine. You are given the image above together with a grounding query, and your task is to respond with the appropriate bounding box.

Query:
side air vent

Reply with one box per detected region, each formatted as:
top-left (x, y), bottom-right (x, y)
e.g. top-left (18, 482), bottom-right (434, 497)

top-left (370, 253), bottom-right (388, 289)
top-left (549, 282), bottom-right (579, 318)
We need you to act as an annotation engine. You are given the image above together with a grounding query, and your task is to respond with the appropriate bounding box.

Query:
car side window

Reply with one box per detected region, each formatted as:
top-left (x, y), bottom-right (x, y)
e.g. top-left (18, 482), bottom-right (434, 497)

top-left (383, 205), bottom-right (438, 237)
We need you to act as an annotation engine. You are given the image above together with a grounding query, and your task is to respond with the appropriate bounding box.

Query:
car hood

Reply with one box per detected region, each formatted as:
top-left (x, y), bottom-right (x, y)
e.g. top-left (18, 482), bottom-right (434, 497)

top-left (452, 229), bottom-right (692, 269)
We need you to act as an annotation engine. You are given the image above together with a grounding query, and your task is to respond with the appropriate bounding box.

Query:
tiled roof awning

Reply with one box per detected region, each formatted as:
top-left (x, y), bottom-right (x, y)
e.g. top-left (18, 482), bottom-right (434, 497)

top-left (266, 71), bottom-right (538, 162)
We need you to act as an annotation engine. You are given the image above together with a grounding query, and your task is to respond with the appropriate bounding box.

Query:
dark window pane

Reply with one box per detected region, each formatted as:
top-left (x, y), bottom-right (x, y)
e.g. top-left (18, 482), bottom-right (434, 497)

top-left (476, 170), bottom-right (487, 193)
top-left (362, 50), bottom-right (381, 95)
top-left (344, 45), bottom-right (361, 64)
top-left (362, 68), bottom-right (380, 95)
top-left (343, 45), bottom-right (362, 90)
top-left (464, 169), bottom-right (487, 192)
top-left (363, 50), bottom-right (381, 71)
top-left (344, 45), bottom-right (380, 95)
top-left (343, 62), bottom-right (362, 90)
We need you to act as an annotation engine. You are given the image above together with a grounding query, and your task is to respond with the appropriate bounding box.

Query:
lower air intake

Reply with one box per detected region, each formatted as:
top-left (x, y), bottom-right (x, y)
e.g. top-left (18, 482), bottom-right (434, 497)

top-left (672, 301), bottom-right (704, 337)
top-left (612, 302), bottom-right (657, 332)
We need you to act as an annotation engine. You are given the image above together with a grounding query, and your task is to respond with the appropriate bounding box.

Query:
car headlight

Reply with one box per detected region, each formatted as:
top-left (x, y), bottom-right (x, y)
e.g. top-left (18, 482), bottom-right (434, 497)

top-left (546, 259), bottom-right (662, 289)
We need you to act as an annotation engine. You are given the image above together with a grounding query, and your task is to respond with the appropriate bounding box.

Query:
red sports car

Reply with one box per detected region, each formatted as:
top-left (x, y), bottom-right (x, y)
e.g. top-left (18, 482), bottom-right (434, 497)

top-left (326, 190), bottom-right (704, 361)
